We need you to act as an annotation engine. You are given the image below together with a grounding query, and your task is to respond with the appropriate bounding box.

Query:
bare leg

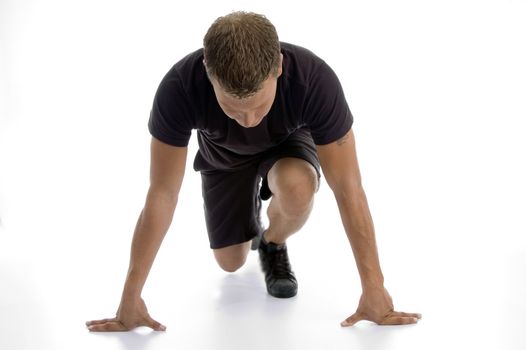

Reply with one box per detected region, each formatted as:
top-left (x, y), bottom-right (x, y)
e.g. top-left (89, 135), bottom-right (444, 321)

top-left (264, 158), bottom-right (318, 244)
top-left (213, 241), bottom-right (251, 272)
top-left (212, 158), bottom-right (317, 273)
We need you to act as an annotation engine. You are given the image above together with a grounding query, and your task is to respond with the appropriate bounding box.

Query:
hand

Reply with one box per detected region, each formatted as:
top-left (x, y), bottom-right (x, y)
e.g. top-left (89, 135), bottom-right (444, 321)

top-left (341, 286), bottom-right (421, 326)
top-left (86, 297), bottom-right (166, 332)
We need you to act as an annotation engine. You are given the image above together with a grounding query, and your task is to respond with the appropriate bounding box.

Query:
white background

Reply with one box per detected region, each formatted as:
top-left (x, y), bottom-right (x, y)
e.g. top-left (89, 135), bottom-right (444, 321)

top-left (1, 0), bottom-right (525, 349)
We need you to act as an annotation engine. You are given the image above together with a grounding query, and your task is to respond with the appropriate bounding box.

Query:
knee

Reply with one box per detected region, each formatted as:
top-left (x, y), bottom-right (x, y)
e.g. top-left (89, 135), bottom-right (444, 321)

top-left (270, 160), bottom-right (318, 213)
top-left (213, 243), bottom-right (250, 273)
top-left (281, 186), bottom-right (314, 219)
top-left (216, 257), bottom-right (246, 273)
top-left (283, 173), bottom-right (317, 203)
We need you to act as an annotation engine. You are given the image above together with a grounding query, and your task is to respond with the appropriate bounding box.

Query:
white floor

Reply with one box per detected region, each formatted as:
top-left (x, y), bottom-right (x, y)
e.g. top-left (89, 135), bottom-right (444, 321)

top-left (1, 1), bottom-right (526, 349)
top-left (1, 187), bottom-right (526, 350)
top-left (1, 141), bottom-right (525, 349)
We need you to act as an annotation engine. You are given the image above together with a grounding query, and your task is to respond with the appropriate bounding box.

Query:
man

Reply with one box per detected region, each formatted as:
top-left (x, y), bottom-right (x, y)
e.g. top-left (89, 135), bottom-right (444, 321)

top-left (86, 12), bottom-right (421, 331)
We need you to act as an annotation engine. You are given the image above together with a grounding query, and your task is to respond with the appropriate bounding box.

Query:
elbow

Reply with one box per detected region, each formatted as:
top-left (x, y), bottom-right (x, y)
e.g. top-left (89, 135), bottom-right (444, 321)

top-left (146, 186), bottom-right (180, 207)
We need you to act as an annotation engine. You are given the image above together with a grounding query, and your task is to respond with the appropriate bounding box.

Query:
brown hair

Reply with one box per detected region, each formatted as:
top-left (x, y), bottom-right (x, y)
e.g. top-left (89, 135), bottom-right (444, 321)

top-left (203, 11), bottom-right (281, 98)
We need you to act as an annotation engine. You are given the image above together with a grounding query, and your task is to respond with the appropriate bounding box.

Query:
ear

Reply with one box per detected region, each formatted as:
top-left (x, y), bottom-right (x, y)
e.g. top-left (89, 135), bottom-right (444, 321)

top-left (276, 53), bottom-right (284, 77)
top-left (203, 59), bottom-right (213, 81)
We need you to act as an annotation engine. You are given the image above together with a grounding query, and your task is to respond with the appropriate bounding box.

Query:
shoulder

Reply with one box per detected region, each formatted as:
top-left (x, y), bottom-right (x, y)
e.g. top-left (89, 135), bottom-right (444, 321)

top-left (280, 42), bottom-right (327, 85)
top-left (281, 42), bottom-right (325, 67)
top-left (154, 48), bottom-right (212, 121)
top-left (160, 48), bottom-right (207, 93)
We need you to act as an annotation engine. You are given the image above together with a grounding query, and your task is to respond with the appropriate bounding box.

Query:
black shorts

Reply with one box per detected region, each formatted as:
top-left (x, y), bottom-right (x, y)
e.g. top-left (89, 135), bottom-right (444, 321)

top-left (200, 129), bottom-right (320, 249)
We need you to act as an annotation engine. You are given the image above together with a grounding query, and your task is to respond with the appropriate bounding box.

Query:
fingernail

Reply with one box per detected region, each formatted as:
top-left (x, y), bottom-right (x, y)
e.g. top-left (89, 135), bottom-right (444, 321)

top-left (340, 321), bottom-right (348, 327)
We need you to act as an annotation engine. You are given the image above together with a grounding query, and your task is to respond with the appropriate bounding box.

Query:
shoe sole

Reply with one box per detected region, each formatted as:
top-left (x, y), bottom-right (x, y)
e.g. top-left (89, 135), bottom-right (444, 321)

top-left (268, 288), bottom-right (298, 298)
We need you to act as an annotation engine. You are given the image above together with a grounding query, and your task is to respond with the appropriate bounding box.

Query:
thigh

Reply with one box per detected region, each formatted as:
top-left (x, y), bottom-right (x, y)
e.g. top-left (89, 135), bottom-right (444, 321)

top-left (258, 128), bottom-right (321, 200)
top-left (200, 166), bottom-right (263, 249)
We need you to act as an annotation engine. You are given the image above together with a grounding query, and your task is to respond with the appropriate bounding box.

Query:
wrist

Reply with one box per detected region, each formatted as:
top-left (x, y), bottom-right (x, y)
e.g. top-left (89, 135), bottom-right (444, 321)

top-left (361, 275), bottom-right (385, 292)
top-left (121, 285), bottom-right (142, 302)
top-left (122, 270), bottom-right (146, 299)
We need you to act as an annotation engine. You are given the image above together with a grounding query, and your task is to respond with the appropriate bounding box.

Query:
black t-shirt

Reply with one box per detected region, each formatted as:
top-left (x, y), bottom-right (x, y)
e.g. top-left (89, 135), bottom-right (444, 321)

top-left (148, 42), bottom-right (353, 171)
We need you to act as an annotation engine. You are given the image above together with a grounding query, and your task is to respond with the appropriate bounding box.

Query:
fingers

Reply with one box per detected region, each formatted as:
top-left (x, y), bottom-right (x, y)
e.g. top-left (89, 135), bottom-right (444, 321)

top-left (149, 320), bottom-right (167, 331)
top-left (390, 311), bottom-right (422, 319)
top-left (147, 316), bottom-right (167, 331)
top-left (379, 316), bottom-right (419, 325)
top-left (341, 311), bottom-right (422, 327)
top-left (378, 310), bottom-right (421, 325)
top-left (86, 317), bottom-right (166, 332)
top-left (87, 320), bottom-right (128, 332)
top-left (340, 313), bottom-right (363, 327)
top-left (86, 318), bottom-right (117, 326)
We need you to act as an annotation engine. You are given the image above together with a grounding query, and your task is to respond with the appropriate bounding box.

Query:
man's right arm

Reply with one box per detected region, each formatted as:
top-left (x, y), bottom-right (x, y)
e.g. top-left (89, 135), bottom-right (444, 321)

top-left (86, 137), bottom-right (187, 332)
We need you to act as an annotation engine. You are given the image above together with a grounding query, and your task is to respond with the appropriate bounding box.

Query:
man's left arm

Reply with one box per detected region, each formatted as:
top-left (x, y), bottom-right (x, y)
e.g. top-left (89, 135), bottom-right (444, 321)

top-left (316, 129), bottom-right (421, 326)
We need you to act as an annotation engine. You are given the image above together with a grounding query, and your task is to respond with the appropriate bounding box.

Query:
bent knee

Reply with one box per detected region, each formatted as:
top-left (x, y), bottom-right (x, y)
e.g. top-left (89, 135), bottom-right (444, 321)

top-left (216, 257), bottom-right (246, 273)
top-left (213, 242), bottom-right (250, 273)
top-left (282, 177), bottom-right (317, 206)
top-left (269, 159), bottom-right (318, 209)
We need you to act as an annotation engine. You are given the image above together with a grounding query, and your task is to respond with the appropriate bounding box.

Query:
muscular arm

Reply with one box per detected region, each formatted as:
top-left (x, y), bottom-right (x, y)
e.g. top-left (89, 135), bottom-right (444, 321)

top-left (317, 130), bottom-right (420, 326)
top-left (86, 137), bottom-right (187, 331)
top-left (124, 138), bottom-right (187, 297)
top-left (316, 130), bottom-right (383, 288)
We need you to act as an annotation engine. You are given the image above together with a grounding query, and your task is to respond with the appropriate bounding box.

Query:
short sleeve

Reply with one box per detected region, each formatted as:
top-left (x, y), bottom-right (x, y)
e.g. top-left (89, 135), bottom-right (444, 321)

top-left (148, 76), bottom-right (194, 147)
top-left (303, 62), bottom-right (353, 145)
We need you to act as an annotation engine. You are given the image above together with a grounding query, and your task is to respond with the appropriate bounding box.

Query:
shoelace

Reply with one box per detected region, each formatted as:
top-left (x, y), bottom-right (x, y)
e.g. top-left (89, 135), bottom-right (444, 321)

top-left (268, 248), bottom-right (292, 279)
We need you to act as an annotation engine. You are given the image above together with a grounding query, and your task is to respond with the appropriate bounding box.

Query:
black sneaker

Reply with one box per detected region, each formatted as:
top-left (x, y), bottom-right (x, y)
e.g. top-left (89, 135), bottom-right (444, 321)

top-left (258, 240), bottom-right (298, 298)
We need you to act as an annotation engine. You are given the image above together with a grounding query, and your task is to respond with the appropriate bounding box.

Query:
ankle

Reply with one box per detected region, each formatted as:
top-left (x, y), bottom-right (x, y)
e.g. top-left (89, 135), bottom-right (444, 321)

top-left (263, 230), bottom-right (286, 245)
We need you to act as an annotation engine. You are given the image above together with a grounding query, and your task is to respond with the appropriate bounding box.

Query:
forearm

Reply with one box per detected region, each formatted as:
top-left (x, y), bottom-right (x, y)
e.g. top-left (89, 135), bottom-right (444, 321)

top-left (334, 186), bottom-right (384, 290)
top-left (122, 190), bottom-right (177, 299)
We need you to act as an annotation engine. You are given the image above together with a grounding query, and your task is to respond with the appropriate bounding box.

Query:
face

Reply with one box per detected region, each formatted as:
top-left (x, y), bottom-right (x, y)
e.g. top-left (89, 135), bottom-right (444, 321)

top-left (207, 55), bottom-right (283, 128)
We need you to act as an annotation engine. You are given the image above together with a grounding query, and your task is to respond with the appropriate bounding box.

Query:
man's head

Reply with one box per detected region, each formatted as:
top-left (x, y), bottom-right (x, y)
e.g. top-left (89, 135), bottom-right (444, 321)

top-left (203, 11), bottom-right (283, 128)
